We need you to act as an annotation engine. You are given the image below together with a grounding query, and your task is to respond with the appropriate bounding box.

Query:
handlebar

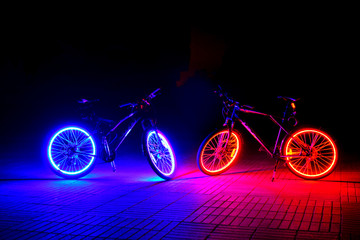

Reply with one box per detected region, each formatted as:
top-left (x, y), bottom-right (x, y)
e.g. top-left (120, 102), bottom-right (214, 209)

top-left (119, 102), bottom-right (136, 108)
top-left (119, 88), bottom-right (161, 109)
top-left (214, 85), bottom-right (236, 104)
top-left (147, 88), bottom-right (161, 100)
top-left (215, 86), bottom-right (252, 110)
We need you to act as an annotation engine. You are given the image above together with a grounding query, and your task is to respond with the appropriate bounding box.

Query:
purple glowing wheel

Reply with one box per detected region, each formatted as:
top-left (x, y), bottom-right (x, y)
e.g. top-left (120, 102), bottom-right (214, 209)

top-left (143, 129), bottom-right (176, 180)
top-left (47, 126), bottom-right (96, 179)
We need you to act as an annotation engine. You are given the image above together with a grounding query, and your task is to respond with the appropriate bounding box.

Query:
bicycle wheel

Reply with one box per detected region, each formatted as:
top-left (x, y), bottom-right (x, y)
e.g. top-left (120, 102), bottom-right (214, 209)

top-left (197, 128), bottom-right (242, 175)
top-left (282, 128), bottom-right (337, 180)
top-left (143, 129), bottom-right (176, 180)
top-left (47, 126), bottom-right (96, 179)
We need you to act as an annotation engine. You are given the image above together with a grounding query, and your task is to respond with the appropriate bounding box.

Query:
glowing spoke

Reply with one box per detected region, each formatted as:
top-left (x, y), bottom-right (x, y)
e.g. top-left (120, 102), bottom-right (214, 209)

top-left (290, 157), bottom-right (306, 168)
top-left (77, 136), bottom-right (91, 147)
top-left (310, 133), bottom-right (320, 148)
top-left (315, 158), bottom-right (329, 171)
top-left (57, 135), bottom-right (74, 145)
top-left (315, 141), bottom-right (332, 151)
top-left (52, 151), bottom-right (66, 160)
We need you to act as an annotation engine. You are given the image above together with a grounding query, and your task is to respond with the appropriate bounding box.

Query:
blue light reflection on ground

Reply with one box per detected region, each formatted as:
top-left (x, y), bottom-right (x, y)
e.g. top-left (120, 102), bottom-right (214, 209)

top-left (140, 175), bottom-right (164, 182)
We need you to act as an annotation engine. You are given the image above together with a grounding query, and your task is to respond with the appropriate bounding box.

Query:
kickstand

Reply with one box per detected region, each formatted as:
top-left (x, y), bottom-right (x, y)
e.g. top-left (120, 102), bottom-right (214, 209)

top-left (110, 161), bottom-right (116, 172)
top-left (272, 158), bottom-right (280, 182)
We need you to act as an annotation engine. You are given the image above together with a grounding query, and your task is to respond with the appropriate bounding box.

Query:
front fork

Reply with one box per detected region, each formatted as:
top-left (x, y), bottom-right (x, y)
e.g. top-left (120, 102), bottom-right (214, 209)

top-left (222, 120), bottom-right (235, 149)
top-left (222, 105), bottom-right (237, 149)
top-left (141, 119), bottom-right (163, 149)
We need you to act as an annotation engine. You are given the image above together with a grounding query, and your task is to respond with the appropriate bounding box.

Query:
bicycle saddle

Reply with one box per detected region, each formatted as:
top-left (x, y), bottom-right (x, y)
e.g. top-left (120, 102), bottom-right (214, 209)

top-left (77, 99), bottom-right (100, 104)
top-left (277, 96), bottom-right (300, 102)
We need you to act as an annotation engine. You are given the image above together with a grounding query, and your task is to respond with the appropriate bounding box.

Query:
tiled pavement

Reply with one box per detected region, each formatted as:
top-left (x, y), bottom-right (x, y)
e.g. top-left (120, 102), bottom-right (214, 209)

top-left (1, 153), bottom-right (359, 239)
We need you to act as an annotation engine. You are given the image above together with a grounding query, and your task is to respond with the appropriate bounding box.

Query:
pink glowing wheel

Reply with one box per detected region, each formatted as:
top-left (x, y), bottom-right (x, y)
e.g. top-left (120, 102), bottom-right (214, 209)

top-left (197, 129), bottom-right (241, 175)
top-left (282, 128), bottom-right (337, 180)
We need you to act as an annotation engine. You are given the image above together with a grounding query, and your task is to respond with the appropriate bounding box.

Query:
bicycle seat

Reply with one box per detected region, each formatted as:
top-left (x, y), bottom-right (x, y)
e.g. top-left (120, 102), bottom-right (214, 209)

top-left (277, 96), bottom-right (300, 102)
top-left (77, 99), bottom-right (100, 104)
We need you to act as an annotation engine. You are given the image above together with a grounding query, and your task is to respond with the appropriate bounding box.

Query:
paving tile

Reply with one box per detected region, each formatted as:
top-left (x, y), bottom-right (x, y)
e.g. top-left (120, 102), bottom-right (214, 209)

top-left (284, 211), bottom-right (295, 221)
top-left (309, 221), bottom-right (320, 232)
top-left (69, 224), bottom-right (95, 236)
top-left (289, 220), bottom-right (301, 230)
top-left (312, 213), bottom-right (322, 222)
top-left (119, 228), bottom-right (140, 239)
top-left (269, 219), bottom-right (282, 229)
top-left (299, 221), bottom-right (311, 231)
top-left (202, 215), bottom-right (217, 224)
top-left (330, 223), bottom-right (340, 233)
top-left (238, 217), bottom-right (251, 227)
top-left (211, 215), bottom-right (226, 225)
top-left (296, 231), bottom-right (340, 239)
top-left (220, 215), bottom-right (235, 225)
top-left (209, 225), bottom-right (256, 239)
top-left (320, 222), bottom-right (330, 232)
top-left (279, 220), bottom-right (291, 229)
top-left (274, 211), bottom-right (286, 220)
top-left (107, 227), bottom-right (131, 239)
top-left (249, 218), bottom-right (262, 228)
top-left (258, 219), bottom-right (272, 228)
top-left (151, 221), bottom-right (179, 239)
top-left (129, 228), bottom-right (149, 239)
top-left (151, 220), bottom-right (172, 231)
top-left (252, 228), bottom-right (296, 239)
top-left (193, 214), bottom-right (208, 223)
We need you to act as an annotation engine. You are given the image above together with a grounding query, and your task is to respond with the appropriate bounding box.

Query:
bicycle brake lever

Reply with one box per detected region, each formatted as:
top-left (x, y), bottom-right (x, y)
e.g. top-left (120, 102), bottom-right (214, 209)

top-left (241, 105), bottom-right (254, 110)
top-left (148, 88), bottom-right (161, 99)
top-left (119, 103), bottom-right (136, 108)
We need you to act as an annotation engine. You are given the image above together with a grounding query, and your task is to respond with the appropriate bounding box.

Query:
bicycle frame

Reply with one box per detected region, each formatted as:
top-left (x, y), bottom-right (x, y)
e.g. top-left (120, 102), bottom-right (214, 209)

top-left (100, 94), bottom-right (166, 174)
top-left (105, 112), bottom-right (139, 152)
top-left (104, 110), bottom-right (158, 149)
top-left (226, 105), bottom-right (305, 160)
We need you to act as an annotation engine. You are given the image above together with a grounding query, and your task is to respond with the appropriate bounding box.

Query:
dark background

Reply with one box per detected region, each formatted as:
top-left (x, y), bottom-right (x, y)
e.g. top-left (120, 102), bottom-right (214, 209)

top-left (0, 8), bottom-right (357, 172)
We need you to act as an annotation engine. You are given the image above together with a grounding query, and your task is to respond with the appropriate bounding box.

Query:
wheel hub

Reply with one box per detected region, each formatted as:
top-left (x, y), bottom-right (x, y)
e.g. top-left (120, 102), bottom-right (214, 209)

top-left (307, 147), bottom-right (318, 161)
top-left (64, 145), bottom-right (79, 165)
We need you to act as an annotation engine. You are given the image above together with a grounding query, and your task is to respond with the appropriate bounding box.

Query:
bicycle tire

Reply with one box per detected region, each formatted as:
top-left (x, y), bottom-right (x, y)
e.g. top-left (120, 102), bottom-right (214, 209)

top-left (282, 128), bottom-right (338, 180)
top-left (197, 128), bottom-right (242, 176)
top-left (47, 126), bottom-right (97, 179)
top-left (142, 129), bottom-right (176, 180)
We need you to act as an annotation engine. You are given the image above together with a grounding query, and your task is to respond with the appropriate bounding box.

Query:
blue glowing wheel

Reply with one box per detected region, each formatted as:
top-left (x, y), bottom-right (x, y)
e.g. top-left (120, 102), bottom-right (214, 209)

top-left (47, 126), bottom-right (96, 179)
top-left (143, 129), bottom-right (176, 180)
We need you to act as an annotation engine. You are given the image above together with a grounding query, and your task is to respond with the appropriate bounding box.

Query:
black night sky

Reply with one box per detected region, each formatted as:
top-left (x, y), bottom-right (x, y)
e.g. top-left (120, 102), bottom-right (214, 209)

top-left (0, 8), bottom-right (357, 167)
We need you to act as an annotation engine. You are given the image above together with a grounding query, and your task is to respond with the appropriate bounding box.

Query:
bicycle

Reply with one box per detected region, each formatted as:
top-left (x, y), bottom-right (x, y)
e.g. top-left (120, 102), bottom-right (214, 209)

top-left (197, 86), bottom-right (338, 181)
top-left (47, 88), bottom-right (176, 180)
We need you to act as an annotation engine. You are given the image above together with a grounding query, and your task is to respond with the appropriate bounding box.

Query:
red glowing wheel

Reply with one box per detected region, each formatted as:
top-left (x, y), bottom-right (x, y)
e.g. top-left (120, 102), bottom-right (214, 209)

top-left (282, 128), bottom-right (337, 180)
top-left (197, 128), bottom-right (242, 175)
